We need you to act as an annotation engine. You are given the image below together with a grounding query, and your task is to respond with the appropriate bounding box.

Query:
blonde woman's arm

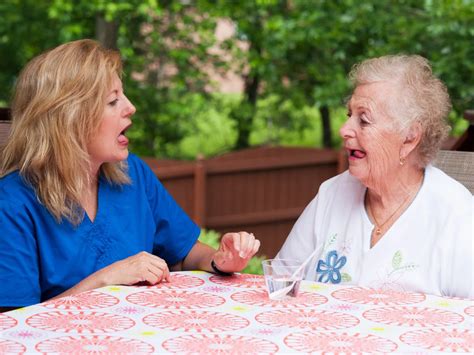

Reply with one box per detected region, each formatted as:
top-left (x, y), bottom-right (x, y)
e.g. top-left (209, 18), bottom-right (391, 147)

top-left (51, 251), bottom-right (170, 300)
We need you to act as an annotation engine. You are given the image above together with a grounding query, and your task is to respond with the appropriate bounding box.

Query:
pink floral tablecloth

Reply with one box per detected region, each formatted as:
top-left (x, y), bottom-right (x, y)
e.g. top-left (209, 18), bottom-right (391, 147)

top-left (1, 271), bottom-right (473, 354)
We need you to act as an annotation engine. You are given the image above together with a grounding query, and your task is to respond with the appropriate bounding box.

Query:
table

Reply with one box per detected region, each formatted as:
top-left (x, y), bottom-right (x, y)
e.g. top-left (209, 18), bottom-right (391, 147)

top-left (1, 271), bottom-right (473, 353)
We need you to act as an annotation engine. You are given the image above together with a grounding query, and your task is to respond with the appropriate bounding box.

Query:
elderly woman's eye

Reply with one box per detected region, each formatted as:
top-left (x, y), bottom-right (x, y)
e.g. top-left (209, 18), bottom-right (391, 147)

top-left (359, 113), bottom-right (371, 125)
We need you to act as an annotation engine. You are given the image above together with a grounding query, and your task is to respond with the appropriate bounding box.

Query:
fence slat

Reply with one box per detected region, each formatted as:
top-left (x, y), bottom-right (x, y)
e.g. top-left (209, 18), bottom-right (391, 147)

top-left (206, 207), bottom-right (304, 227)
top-left (193, 157), bottom-right (206, 226)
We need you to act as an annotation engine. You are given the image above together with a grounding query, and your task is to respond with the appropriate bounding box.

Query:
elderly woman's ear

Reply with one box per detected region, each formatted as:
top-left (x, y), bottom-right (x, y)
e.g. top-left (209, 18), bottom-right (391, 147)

top-left (400, 122), bottom-right (422, 162)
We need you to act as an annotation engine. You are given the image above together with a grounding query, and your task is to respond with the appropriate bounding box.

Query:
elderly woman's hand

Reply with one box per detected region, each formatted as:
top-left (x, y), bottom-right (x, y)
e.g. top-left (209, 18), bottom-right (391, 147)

top-left (212, 232), bottom-right (260, 273)
top-left (98, 251), bottom-right (170, 286)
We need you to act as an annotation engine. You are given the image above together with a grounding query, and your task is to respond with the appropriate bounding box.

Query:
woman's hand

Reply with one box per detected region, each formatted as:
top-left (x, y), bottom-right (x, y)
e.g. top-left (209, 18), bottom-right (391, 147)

top-left (98, 251), bottom-right (170, 286)
top-left (212, 232), bottom-right (260, 273)
top-left (50, 251), bottom-right (170, 302)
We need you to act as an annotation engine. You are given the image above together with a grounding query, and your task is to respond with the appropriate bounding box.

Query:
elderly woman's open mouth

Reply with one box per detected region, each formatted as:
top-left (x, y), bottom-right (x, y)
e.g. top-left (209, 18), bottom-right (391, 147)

top-left (348, 149), bottom-right (366, 159)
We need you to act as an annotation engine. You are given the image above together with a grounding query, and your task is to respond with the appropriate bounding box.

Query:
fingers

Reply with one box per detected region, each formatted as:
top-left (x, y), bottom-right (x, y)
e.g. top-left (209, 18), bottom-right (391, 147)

top-left (238, 232), bottom-right (253, 258)
top-left (126, 251), bottom-right (170, 285)
top-left (146, 253), bottom-right (171, 282)
top-left (238, 232), bottom-right (258, 258)
top-left (251, 239), bottom-right (261, 257)
top-left (221, 232), bottom-right (260, 259)
top-left (143, 262), bottom-right (169, 285)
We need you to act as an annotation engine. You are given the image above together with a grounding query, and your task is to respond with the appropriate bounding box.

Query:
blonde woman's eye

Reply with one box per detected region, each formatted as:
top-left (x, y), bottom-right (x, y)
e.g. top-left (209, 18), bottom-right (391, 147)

top-left (108, 99), bottom-right (119, 106)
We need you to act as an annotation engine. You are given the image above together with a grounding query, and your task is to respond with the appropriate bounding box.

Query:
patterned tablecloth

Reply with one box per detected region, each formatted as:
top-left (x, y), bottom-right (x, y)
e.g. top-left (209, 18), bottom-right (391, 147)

top-left (1, 271), bottom-right (473, 354)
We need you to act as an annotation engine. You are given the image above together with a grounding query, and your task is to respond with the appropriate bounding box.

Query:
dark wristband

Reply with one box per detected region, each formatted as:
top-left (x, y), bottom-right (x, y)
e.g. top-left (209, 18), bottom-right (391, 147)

top-left (211, 259), bottom-right (233, 276)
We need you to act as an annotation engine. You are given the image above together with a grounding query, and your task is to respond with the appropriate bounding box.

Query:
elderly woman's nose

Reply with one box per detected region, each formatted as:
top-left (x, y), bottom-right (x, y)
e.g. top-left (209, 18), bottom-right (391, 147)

top-left (339, 120), bottom-right (354, 138)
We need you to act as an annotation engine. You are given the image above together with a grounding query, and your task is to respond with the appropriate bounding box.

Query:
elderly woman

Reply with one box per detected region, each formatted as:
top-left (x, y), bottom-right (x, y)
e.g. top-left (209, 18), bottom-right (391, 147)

top-left (0, 39), bottom-right (260, 311)
top-left (277, 55), bottom-right (472, 298)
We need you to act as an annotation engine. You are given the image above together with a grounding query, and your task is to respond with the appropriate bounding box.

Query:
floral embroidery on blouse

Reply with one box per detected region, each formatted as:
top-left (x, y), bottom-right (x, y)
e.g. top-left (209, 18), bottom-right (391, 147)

top-left (389, 250), bottom-right (418, 276)
top-left (316, 250), bottom-right (347, 284)
top-left (371, 250), bottom-right (419, 291)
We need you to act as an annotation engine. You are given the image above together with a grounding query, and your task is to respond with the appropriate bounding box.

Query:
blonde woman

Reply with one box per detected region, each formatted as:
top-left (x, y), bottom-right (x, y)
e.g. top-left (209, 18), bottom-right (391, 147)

top-left (277, 55), bottom-right (472, 298)
top-left (0, 39), bottom-right (260, 311)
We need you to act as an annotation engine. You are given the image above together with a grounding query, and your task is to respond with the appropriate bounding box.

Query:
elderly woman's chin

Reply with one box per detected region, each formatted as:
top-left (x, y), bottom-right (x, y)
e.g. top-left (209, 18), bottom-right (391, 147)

top-left (347, 161), bottom-right (369, 184)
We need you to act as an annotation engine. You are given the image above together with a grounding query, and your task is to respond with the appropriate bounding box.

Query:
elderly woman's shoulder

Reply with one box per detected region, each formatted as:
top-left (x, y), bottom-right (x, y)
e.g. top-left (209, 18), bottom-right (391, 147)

top-left (424, 165), bottom-right (472, 206)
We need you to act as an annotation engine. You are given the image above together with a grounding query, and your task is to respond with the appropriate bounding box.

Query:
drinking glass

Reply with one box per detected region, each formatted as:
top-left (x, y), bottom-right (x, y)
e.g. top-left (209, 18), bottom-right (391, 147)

top-left (261, 259), bottom-right (304, 300)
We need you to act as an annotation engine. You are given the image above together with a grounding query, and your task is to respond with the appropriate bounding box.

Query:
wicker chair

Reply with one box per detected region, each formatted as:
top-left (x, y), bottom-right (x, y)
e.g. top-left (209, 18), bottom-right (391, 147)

top-left (0, 107), bottom-right (11, 148)
top-left (433, 150), bottom-right (474, 194)
top-left (0, 120), bottom-right (11, 147)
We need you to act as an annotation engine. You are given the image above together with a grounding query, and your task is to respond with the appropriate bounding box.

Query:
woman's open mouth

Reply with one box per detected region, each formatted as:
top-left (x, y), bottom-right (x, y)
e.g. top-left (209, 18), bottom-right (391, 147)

top-left (349, 149), bottom-right (366, 159)
top-left (118, 124), bottom-right (131, 146)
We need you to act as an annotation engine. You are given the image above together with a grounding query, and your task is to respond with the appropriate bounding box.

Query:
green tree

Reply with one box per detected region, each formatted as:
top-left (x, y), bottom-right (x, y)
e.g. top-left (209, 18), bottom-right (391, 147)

top-left (1, 0), bottom-right (472, 155)
top-left (420, 0), bottom-right (474, 113)
top-left (212, 0), bottom-right (473, 148)
top-left (204, 0), bottom-right (286, 149)
top-left (47, 0), bottom-right (224, 157)
top-left (0, 1), bottom-right (64, 103)
top-left (0, 0), bottom-right (225, 157)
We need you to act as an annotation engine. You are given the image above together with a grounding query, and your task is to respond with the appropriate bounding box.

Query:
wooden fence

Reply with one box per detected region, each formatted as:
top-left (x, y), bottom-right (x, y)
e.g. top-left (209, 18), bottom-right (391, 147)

top-left (144, 146), bottom-right (342, 258)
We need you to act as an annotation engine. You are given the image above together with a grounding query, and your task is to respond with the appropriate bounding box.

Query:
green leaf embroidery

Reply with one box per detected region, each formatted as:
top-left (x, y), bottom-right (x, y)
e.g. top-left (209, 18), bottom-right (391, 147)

top-left (392, 251), bottom-right (402, 269)
top-left (326, 233), bottom-right (337, 247)
top-left (389, 262), bottom-right (419, 277)
top-left (398, 263), bottom-right (418, 271)
top-left (341, 273), bottom-right (352, 282)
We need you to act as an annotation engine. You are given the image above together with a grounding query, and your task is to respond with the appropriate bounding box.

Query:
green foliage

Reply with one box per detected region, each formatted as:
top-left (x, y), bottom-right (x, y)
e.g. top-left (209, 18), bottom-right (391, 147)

top-left (250, 96), bottom-right (349, 148)
top-left (242, 253), bottom-right (266, 276)
top-left (197, 229), bottom-right (221, 249)
top-left (450, 112), bottom-right (470, 136)
top-left (0, 0), bottom-right (471, 156)
top-left (1, 0), bottom-right (224, 158)
top-left (208, 0), bottom-right (473, 148)
top-left (198, 229), bottom-right (265, 275)
top-left (0, 1), bottom-right (66, 101)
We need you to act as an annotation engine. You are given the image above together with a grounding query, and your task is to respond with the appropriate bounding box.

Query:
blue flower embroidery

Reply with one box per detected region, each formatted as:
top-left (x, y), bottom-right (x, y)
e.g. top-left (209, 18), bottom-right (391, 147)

top-left (316, 250), bottom-right (347, 284)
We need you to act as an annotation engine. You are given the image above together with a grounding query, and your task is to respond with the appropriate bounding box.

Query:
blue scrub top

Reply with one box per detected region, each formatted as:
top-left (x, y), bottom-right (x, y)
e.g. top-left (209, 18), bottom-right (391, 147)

top-left (0, 154), bottom-right (200, 307)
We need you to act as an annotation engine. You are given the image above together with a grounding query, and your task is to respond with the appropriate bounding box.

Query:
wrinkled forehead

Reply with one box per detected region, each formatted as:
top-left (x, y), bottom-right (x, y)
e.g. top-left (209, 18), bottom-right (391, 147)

top-left (347, 93), bottom-right (377, 111)
top-left (347, 82), bottom-right (395, 115)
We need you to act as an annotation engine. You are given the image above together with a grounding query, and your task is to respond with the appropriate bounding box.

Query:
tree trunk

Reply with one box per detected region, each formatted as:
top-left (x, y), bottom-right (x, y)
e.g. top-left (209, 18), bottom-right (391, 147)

top-left (95, 15), bottom-right (119, 50)
top-left (235, 73), bottom-right (260, 149)
top-left (234, 12), bottom-right (263, 150)
top-left (320, 105), bottom-right (332, 147)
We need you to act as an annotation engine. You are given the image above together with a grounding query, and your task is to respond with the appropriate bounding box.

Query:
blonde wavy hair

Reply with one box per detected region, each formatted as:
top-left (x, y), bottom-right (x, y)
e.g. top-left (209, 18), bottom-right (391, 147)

top-left (349, 54), bottom-right (451, 167)
top-left (0, 39), bottom-right (130, 224)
